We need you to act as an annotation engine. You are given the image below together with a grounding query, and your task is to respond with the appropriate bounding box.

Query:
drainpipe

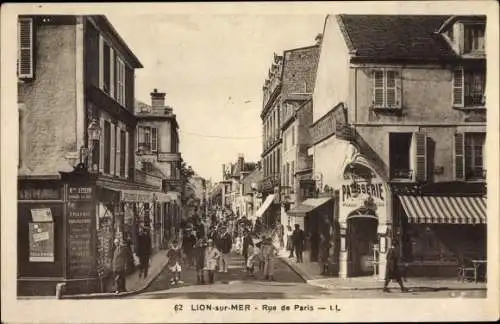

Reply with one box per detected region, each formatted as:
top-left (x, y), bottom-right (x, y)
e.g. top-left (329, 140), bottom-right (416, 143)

top-left (55, 282), bottom-right (66, 299)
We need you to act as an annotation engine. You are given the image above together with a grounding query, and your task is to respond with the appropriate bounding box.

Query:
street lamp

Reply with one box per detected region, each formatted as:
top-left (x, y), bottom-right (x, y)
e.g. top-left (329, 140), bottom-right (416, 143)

top-left (87, 118), bottom-right (102, 173)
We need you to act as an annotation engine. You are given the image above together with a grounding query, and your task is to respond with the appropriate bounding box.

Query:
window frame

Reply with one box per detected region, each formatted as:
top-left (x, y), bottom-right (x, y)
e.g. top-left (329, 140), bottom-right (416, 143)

top-left (372, 69), bottom-right (402, 110)
top-left (463, 23), bottom-right (485, 54)
top-left (99, 35), bottom-right (127, 107)
top-left (452, 66), bottom-right (486, 108)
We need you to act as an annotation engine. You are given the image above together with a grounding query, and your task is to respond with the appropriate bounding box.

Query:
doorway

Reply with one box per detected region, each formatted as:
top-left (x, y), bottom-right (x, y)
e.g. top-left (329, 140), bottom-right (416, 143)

top-left (347, 210), bottom-right (378, 277)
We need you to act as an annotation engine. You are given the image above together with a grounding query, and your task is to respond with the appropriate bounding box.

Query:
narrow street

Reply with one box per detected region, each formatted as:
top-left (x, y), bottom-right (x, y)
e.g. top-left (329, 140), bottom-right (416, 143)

top-left (130, 252), bottom-right (486, 299)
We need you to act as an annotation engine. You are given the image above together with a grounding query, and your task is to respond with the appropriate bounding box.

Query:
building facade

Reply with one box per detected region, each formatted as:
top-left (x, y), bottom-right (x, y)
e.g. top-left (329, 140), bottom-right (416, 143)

top-left (135, 89), bottom-right (182, 251)
top-left (309, 14), bottom-right (486, 280)
top-left (221, 155), bottom-right (257, 218)
top-left (16, 15), bottom-right (171, 296)
top-left (279, 43), bottom-right (320, 232)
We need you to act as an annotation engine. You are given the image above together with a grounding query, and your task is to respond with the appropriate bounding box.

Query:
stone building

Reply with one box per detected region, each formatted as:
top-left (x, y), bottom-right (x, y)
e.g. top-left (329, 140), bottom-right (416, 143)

top-left (16, 15), bottom-right (171, 296)
top-left (221, 155), bottom-right (257, 218)
top-left (309, 14), bottom-right (486, 280)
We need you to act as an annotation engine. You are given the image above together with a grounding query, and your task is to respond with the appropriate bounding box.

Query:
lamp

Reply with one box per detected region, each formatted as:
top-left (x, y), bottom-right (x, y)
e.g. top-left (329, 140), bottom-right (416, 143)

top-left (87, 118), bottom-right (102, 172)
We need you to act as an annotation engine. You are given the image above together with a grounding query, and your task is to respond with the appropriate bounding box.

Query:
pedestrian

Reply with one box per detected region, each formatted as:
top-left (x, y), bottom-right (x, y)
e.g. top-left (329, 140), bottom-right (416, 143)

top-left (242, 229), bottom-right (254, 267)
top-left (319, 232), bottom-right (331, 276)
top-left (275, 220), bottom-right (285, 250)
top-left (205, 239), bottom-right (221, 284)
top-left (286, 225), bottom-right (294, 258)
top-left (247, 240), bottom-right (261, 277)
top-left (193, 238), bottom-right (207, 284)
top-left (112, 237), bottom-right (131, 293)
top-left (182, 228), bottom-right (197, 267)
top-left (383, 242), bottom-right (409, 293)
top-left (166, 240), bottom-right (183, 285)
top-left (217, 226), bottom-right (232, 273)
top-left (292, 224), bottom-right (305, 263)
top-left (136, 225), bottom-right (152, 279)
top-left (261, 236), bottom-right (278, 281)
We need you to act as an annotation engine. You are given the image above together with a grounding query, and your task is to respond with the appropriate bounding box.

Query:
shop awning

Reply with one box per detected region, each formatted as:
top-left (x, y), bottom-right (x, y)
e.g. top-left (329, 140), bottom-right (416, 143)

top-left (287, 197), bottom-right (332, 217)
top-left (398, 195), bottom-right (487, 224)
top-left (255, 194), bottom-right (275, 218)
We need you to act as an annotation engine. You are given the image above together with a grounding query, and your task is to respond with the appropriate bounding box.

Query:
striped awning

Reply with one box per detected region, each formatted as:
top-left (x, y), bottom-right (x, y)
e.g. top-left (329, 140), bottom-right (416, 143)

top-left (398, 195), bottom-right (487, 224)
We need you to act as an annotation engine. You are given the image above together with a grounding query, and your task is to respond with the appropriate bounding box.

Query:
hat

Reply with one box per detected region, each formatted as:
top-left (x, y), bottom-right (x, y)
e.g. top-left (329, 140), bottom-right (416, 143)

top-left (207, 239), bottom-right (214, 244)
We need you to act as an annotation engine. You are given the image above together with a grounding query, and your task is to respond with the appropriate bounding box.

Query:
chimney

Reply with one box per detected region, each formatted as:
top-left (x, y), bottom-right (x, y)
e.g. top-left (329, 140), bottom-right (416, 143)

top-left (237, 154), bottom-right (244, 172)
top-left (151, 88), bottom-right (166, 108)
top-left (315, 33), bottom-right (323, 45)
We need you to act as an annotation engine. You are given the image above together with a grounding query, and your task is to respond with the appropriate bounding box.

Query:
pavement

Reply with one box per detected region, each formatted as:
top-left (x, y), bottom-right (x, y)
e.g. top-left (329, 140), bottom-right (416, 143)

top-left (60, 249), bottom-right (170, 299)
top-left (278, 250), bottom-right (487, 292)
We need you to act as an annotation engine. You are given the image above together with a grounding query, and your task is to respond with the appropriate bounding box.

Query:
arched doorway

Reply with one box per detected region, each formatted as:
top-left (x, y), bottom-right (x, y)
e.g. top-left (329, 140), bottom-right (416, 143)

top-left (347, 207), bottom-right (378, 277)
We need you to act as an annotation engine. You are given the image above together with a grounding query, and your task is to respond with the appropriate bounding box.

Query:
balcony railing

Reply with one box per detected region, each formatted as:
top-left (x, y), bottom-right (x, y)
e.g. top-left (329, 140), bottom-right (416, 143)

top-left (390, 169), bottom-right (413, 180)
top-left (466, 168), bottom-right (486, 180)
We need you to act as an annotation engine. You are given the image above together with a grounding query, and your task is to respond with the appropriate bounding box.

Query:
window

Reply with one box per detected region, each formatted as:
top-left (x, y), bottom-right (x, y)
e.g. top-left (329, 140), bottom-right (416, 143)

top-left (464, 24), bottom-right (485, 53)
top-left (291, 125), bottom-right (295, 146)
top-left (116, 57), bottom-right (126, 106)
top-left (18, 18), bottom-right (34, 79)
top-left (120, 130), bottom-right (126, 177)
top-left (151, 127), bottom-right (158, 152)
top-left (453, 67), bottom-right (486, 107)
top-left (102, 41), bottom-right (111, 95)
top-left (389, 132), bottom-right (427, 181)
top-left (456, 133), bottom-right (486, 180)
top-left (291, 161), bottom-right (295, 191)
top-left (372, 70), bottom-right (402, 109)
top-left (137, 126), bottom-right (157, 153)
top-left (103, 121), bottom-right (111, 174)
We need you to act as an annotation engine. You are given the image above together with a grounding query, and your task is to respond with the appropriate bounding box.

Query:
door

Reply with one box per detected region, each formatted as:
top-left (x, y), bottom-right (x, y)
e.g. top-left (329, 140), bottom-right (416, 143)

top-left (347, 215), bottom-right (378, 276)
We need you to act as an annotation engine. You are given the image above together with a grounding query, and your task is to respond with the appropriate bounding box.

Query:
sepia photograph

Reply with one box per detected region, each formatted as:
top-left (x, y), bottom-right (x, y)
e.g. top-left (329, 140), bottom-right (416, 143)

top-left (1, 2), bottom-right (499, 323)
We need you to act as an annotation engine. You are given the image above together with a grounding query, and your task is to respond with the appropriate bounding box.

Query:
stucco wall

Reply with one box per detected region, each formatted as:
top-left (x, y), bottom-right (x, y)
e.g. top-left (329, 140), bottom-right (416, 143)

top-left (20, 24), bottom-right (77, 176)
top-left (312, 15), bottom-right (350, 123)
top-left (354, 66), bottom-right (473, 124)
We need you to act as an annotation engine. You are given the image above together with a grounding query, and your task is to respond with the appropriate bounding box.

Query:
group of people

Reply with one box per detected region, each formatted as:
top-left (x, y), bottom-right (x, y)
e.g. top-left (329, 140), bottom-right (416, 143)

top-left (112, 224), bottom-right (153, 294)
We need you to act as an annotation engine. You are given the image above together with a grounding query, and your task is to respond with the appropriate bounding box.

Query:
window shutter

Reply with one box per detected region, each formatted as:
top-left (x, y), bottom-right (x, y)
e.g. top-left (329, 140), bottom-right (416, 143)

top-left (125, 131), bottom-right (129, 179)
top-left (109, 48), bottom-right (115, 99)
top-left (116, 126), bottom-right (121, 177)
top-left (110, 123), bottom-right (116, 175)
top-left (152, 127), bottom-right (158, 152)
top-left (18, 18), bottom-right (34, 79)
top-left (99, 36), bottom-right (104, 90)
top-left (373, 70), bottom-right (384, 107)
top-left (414, 132), bottom-right (427, 182)
top-left (453, 67), bottom-right (464, 107)
top-left (99, 118), bottom-right (105, 173)
top-left (454, 132), bottom-right (465, 181)
top-left (394, 71), bottom-right (402, 108)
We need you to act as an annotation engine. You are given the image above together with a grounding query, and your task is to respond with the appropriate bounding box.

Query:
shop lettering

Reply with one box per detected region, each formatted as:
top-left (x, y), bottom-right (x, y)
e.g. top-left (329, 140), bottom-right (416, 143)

top-left (69, 187), bottom-right (92, 194)
top-left (342, 183), bottom-right (384, 202)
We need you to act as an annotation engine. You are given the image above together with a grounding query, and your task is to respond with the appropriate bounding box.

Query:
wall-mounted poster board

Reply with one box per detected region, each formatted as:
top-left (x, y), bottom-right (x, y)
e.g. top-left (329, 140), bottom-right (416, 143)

top-left (29, 222), bottom-right (55, 262)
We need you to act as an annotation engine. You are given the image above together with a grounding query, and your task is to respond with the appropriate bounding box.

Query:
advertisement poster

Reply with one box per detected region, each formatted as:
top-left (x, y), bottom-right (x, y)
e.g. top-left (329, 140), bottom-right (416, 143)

top-left (29, 222), bottom-right (55, 262)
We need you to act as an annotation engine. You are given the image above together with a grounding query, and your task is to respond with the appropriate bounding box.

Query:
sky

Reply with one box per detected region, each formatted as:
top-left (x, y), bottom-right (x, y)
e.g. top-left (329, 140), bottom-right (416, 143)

top-left (106, 13), bottom-right (325, 182)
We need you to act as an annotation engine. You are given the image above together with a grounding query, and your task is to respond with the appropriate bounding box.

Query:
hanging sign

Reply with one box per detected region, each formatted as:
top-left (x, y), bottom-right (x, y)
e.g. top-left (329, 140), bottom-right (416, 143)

top-left (29, 222), bottom-right (54, 262)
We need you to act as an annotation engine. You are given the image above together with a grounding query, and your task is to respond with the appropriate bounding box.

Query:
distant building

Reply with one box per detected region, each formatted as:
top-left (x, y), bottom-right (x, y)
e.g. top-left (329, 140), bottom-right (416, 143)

top-left (135, 89), bottom-right (183, 251)
top-left (221, 154), bottom-right (257, 217)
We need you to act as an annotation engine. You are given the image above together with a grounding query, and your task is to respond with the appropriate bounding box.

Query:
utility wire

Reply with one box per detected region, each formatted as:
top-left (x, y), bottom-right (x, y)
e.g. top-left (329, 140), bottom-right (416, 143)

top-left (179, 130), bottom-right (261, 140)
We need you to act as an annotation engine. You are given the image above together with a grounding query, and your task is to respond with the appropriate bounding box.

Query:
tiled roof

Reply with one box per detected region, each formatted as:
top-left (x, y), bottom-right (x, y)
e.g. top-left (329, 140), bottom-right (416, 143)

top-left (337, 15), bottom-right (457, 62)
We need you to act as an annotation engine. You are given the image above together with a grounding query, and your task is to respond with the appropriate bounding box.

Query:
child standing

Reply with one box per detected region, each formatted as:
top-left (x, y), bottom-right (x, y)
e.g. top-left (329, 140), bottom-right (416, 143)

top-left (204, 239), bottom-right (221, 284)
top-left (166, 240), bottom-right (183, 285)
top-left (193, 238), bottom-right (207, 284)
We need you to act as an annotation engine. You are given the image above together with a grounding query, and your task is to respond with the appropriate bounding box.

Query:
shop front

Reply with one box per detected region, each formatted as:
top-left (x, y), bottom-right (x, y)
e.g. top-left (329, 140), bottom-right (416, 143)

top-left (338, 160), bottom-right (391, 280)
top-left (17, 164), bottom-right (178, 296)
top-left (394, 189), bottom-right (487, 278)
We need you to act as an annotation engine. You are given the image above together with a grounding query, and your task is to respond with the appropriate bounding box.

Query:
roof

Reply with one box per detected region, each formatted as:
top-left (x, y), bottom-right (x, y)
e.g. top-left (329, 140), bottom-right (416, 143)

top-left (337, 14), bottom-right (457, 62)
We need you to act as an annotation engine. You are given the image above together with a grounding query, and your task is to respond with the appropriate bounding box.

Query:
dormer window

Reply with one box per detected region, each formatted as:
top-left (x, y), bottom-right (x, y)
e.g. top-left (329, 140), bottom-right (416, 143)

top-left (464, 24), bottom-right (485, 54)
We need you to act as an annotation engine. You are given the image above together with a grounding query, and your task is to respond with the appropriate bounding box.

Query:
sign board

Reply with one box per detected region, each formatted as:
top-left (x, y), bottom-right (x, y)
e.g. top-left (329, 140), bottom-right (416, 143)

top-left (31, 208), bottom-right (53, 222)
top-left (29, 222), bottom-right (54, 262)
top-left (19, 187), bottom-right (61, 200)
top-left (158, 152), bottom-right (181, 162)
top-left (67, 185), bottom-right (95, 278)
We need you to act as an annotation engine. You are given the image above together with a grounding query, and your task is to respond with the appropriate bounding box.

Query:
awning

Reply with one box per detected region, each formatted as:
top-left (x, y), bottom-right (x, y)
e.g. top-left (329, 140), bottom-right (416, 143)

top-left (398, 195), bottom-right (487, 224)
top-left (287, 197), bottom-right (332, 217)
top-left (255, 194), bottom-right (275, 218)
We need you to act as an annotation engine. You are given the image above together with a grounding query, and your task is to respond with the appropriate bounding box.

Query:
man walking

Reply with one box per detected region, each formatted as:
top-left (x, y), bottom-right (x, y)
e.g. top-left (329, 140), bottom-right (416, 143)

top-left (242, 229), bottom-right (254, 267)
top-left (274, 220), bottom-right (285, 250)
top-left (217, 226), bottom-right (232, 273)
top-left (261, 236), bottom-right (278, 281)
top-left (383, 242), bottom-right (409, 293)
top-left (137, 226), bottom-right (152, 279)
top-left (292, 224), bottom-right (305, 263)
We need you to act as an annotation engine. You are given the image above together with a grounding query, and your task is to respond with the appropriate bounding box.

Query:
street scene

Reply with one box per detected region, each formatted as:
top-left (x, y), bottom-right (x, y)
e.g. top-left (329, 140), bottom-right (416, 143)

top-left (13, 11), bottom-right (488, 302)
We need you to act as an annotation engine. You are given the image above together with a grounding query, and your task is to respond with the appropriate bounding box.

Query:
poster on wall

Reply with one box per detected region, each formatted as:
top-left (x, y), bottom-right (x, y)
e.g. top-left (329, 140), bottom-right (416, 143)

top-left (29, 222), bottom-right (55, 262)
